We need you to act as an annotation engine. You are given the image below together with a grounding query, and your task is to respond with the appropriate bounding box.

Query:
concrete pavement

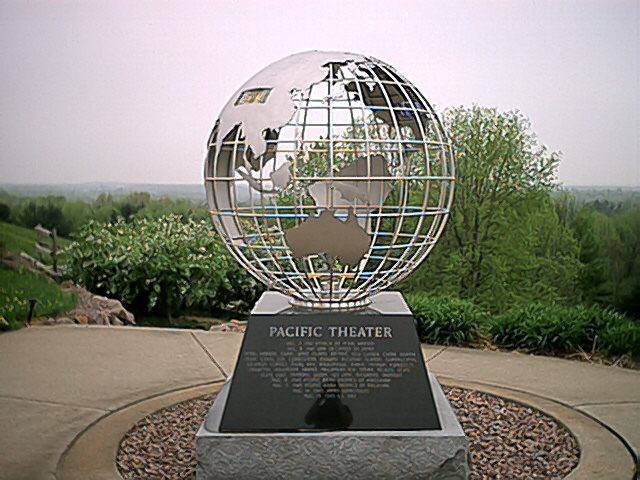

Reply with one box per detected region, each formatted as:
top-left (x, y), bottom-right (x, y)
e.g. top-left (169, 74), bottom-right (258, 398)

top-left (0, 326), bottom-right (638, 479)
top-left (0, 327), bottom-right (225, 480)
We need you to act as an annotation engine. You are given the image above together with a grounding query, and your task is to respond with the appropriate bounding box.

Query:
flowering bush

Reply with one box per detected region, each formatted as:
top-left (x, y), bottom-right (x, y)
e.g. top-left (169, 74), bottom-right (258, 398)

top-left (67, 215), bottom-right (260, 317)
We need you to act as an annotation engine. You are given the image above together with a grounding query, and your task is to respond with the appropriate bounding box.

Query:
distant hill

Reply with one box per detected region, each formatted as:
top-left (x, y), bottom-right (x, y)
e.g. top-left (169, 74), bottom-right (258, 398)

top-left (563, 185), bottom-right (640, 191)
top-left (0, 183), bottom-right (206, 201)
top-left (559, 185), bottom-right (640, 206)
top-left (0, 182), bottom-right (638, 203)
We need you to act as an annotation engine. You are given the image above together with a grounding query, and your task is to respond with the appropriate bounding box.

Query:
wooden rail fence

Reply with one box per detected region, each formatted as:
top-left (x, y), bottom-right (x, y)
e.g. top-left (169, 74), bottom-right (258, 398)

top-left (20, 224), bottom-right (66, 278)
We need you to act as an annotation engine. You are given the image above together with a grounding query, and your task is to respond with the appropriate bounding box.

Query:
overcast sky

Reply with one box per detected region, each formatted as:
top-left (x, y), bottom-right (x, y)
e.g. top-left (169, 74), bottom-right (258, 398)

top-left (1, 0), bottom-right (638, 186)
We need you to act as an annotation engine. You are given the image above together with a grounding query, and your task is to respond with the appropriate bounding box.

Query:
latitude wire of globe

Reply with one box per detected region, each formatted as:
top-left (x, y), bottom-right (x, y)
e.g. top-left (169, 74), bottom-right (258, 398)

top-left (204, 51), bottom-right (455, 310)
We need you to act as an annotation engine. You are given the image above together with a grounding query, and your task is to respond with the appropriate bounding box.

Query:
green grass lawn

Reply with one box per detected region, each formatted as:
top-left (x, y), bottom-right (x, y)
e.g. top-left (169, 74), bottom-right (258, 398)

top-left (0, 221), bottom-right (70, 258)
top-left (0, 264), bottom-right (77, 331)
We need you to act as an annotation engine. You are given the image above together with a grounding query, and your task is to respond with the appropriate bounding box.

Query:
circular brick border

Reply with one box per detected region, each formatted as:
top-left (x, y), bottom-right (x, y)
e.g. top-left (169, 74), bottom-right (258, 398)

top-left (57, 378), bottom-right (635, 480)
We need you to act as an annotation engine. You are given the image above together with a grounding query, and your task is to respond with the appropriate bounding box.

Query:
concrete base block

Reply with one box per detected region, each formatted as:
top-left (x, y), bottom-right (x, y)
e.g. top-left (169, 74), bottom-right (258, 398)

top-left (196, 373), bottom-right (470, 479)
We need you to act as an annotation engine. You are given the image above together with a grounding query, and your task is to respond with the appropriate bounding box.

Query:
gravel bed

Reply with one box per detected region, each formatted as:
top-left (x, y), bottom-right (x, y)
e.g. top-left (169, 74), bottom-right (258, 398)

top-left (117, 388), bottom-right (579, 479)
top-left (447, 387), bottom-right (578, 478)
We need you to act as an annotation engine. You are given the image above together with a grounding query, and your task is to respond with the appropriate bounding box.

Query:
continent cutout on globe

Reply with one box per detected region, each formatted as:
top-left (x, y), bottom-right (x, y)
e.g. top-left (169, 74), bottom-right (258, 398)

top-left (284, 210), bottom-right (370, 267)
top-left (213, 50), bottom-right (397, 265)
top-left (344, 69), bottom-right (424, 141)
top-left (215, 51), bottom-right (366, 169)
top-left (285, 155), bottom-right (392, 265)
top-left (236, 160), bottom-right (292, 194)
top-left (308, 155), bottom-right (391, 216)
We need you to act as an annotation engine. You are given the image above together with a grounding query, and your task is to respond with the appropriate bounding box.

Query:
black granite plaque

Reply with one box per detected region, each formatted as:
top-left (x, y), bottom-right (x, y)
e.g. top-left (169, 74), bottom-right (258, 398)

top-left (220, 312), bottom-right (441, 432)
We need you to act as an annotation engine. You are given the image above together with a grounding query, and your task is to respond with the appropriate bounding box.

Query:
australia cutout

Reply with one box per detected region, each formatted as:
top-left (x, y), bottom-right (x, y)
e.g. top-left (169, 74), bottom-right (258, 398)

top-left (284, 210), bottom-right (370, 266)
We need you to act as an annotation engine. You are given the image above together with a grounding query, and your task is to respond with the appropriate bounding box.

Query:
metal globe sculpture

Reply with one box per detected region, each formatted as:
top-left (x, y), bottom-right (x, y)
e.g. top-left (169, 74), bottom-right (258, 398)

top-left (205, 51), bottom-right (454, 309)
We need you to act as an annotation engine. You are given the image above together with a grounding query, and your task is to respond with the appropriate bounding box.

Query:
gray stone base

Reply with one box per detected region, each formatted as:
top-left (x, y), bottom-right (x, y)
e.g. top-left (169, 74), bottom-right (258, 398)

top-left (196, 373), bottom-right (470, 479)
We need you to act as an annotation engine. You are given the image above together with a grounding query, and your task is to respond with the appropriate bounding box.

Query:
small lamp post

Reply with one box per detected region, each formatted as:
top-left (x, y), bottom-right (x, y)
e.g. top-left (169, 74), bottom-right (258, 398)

top-left (27, 298), bottom-right (38, 326)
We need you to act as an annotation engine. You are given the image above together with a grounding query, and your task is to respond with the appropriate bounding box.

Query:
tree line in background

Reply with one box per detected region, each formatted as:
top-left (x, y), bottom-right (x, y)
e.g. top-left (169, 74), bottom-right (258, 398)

top-left (0, 106), bottom-right (638, 322)
top-left (0, 191), bottom-right (210, 238)
top-left (402, 106), bottom-right (640, 320)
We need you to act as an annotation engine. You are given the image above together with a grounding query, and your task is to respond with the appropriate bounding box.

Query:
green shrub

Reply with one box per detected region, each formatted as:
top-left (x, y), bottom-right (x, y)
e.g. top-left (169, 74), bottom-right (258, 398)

top-left (406, 294), bottom-right (486, 345)
top-left (67, 215), bottom-right (260, 317)
top-left (491, 303), bottom-right (585, 352)
top-left (490, 303), bottom-right (639, 356)
top-left (0, 203), bottom-right (10, 222)
top-left (600, 322), bottom-right (640, 356)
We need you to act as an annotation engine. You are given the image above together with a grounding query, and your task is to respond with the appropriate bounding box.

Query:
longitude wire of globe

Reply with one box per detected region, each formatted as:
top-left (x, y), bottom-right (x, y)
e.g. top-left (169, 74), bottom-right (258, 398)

top-left (205, 52), bottom-right (455, 309)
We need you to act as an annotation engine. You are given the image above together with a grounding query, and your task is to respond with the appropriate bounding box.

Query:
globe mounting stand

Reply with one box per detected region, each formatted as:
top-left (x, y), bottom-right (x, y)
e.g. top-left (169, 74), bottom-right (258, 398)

top-left (288, 295), bottom-right (372, 311)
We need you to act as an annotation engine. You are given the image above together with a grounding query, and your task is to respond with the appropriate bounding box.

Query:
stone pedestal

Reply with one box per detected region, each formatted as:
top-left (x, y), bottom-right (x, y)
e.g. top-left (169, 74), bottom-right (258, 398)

top-left (197, 373), bottom-right (469, 479)
top-left (196, 292), bottom-right (470, 479)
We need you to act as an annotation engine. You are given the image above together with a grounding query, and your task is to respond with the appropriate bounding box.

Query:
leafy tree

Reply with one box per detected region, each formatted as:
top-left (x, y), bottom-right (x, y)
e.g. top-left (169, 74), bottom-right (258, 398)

top-left (402, 106), bottom-right (579, 311)
top-left (605, 207), bottom-right (640, 316)
top-left (135, 197), bottom-right (209, 222)
top-left (0, 203), bottom-right (10, 222)
top-left (445, 106), bottom-right (560, 293)
top-left (573, 209), bottom-right (609, 302)
top-left (62, 201), bottom-right (93, 232)
top-left (17, 197), bottom-right (72, 237)
top-left (118, 192), bottom-right (151, 221)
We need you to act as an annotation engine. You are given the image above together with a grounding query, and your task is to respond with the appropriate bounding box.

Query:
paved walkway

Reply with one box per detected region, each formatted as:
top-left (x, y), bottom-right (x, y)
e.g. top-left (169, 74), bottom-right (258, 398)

top-left (0, 326), bottom-right (638, 480)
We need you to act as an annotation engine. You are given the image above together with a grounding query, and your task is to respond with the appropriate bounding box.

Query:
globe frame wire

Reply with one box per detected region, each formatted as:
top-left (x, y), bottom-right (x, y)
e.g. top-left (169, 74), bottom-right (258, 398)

top-left (205, 54), bottom-right (455, 309)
